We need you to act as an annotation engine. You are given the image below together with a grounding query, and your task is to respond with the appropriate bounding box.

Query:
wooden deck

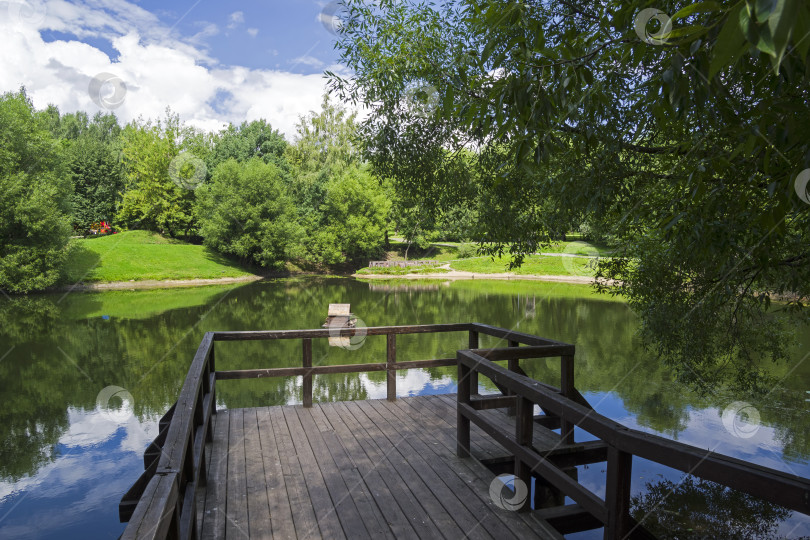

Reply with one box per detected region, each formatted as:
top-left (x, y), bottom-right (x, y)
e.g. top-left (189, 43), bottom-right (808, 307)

top-left (120, 324), bottom-right (810, 540)
top-left (196, 395), bottom-right (566, 539)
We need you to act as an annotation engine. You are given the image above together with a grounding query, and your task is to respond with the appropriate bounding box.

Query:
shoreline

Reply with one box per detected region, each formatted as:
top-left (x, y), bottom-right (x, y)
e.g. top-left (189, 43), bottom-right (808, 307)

top-left (49, 274), bottom-right (264, 293)
top-left (353, 271), bottom-right (600, 284)
top-left (26, 272), bottom-right (605, 295)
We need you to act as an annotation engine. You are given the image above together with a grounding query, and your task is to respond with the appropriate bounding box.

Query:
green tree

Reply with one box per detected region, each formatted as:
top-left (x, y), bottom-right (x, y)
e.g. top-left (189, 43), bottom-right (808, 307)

top-left (48, 111), bottom-right (127, 230)
top-left (211, 120), bottom-right (289, 171)
top-left (287, 96), bottom-right (390, 265)
top-left (0, 90), bottom-right (72, 293)
top-left (194, 158), bottom-right (303, 269)
top-left (117, 111), bottom-right (202, 236)
top-left (330, 0), bottom-right (810, 391)
top-left (65, 136), bottom-right (125, 229)
top-left (320, 167), bottom-right (392, 262)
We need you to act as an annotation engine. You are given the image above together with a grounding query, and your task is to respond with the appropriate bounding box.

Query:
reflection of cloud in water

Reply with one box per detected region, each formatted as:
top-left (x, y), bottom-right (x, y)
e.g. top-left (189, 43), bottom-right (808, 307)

top-left (360, 369), bottom-right (456, 399)
top-left (59, 407), bottom-right (157, 453)
top-left (0, 408), bottom-right (157, 538)
top-left (573, 392), bottom-right (810, 536)
top-left (583, 392), bottom-right (802, 474)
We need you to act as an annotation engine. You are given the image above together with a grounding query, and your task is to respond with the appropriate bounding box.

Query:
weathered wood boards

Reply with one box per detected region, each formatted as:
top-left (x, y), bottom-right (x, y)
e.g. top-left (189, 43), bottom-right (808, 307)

top-left (195, 397), bottom-right (568, 539)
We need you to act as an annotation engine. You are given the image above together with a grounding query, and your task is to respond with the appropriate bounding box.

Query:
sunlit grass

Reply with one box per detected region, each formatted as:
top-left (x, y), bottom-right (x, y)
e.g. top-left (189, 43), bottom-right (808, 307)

top-left (450, 254), bottom-right (596, 276)
top-left (62, 230), bottom-right (256, 283)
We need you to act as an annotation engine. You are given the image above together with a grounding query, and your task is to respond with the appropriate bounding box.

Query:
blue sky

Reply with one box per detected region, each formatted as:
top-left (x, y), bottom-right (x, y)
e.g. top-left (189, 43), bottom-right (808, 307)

top-left (100, 0), bottom-right (343, 73)
top-left (0, 0), bottom-right (351, 139)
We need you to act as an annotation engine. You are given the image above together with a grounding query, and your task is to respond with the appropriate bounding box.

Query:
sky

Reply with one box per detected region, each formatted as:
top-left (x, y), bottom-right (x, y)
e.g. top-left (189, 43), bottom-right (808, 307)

top-left (0, 0), bottom-right (353, 140)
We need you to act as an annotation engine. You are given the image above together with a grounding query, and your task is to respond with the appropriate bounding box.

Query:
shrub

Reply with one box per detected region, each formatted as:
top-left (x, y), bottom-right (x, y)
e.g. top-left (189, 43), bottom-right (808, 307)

top-left (456, 243), bottom-right (477, 259)
top-left (0, 90), bottom-right (73, 293)
top-left (195, 158), bottom-right (303, 269)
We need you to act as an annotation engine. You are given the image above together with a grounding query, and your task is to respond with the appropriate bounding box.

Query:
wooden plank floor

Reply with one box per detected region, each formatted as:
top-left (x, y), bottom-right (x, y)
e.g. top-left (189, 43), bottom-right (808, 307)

top-left (196, 395), bottom-right (569, 539)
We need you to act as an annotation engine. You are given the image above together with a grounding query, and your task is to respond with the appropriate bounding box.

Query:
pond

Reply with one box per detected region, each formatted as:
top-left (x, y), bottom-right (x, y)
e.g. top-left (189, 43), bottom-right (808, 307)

top-left (0, 277), bottom-right (808, 539)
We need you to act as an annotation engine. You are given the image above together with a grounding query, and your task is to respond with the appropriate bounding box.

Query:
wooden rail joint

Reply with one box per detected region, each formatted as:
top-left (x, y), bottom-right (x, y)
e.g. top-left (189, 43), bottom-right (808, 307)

top-left (121, 322), bottom-right (584, 539)
top-left (456, 348), bottom-right (810, 539)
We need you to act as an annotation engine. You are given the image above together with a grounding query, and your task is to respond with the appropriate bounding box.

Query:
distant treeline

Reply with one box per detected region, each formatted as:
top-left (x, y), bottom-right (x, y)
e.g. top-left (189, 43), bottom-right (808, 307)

top-left (0, 90), bottom-right (485, 293)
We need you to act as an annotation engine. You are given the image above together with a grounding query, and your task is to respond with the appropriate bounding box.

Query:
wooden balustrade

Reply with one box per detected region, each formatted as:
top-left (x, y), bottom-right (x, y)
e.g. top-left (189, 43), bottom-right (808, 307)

top-left (120, 332), bottom-right (216, 540)
top-left (456, 348), bottom-right (810, 540)
top-left (118, 321), bottom-right (810, 540)
top-left (120, 322), bottom-right (573, 538)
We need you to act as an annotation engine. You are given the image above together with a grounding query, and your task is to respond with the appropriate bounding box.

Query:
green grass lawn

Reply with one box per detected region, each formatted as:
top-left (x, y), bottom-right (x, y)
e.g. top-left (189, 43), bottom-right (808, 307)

top-left (449, 254), bottom-right (596, 276)
top-left (382, 239), bottom-right (610, 262)
top-left (62, 230), bottom-right (257, 283)
top-left (382, 242), bottom-right (461, 262)
top-left (359, 239), bottom-right (605, 276)
top-left (355, 265), bottom-right (450, 275)
top-left (538, 240), bottom-right (613, 256)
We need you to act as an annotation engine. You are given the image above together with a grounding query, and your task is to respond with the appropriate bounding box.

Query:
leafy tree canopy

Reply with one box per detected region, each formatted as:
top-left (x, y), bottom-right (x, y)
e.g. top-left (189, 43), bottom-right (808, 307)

top-left (287, 96), bottom-right (391, 266)
top-left (330, 0), bottom-right (810, 391)
top-left (117, 110), bottom-right (206, 236)
top-left (211, 119), bottom-right (289, 172)
top-left (195, 158), bottom-right (304, 269)
top-left (0, 89), bottom-right (72, 293)
top-left (41, 108), bottom-right (127, 229)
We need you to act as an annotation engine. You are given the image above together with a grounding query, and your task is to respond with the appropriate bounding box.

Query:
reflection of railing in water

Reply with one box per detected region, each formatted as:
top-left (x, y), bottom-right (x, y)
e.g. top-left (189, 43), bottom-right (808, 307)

top-left (117, 323), bottom-right (810, 539)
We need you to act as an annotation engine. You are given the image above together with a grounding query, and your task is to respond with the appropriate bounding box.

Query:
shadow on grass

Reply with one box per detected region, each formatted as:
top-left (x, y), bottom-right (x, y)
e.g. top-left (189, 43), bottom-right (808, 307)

top-left (60, 242), bottom-right (102, 284)
top-left (199, 247), bottom-right (277, 277)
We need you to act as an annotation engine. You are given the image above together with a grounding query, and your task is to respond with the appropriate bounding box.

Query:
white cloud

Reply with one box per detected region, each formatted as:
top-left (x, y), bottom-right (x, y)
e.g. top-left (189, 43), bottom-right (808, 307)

top-left (291, 55), bottom-right (325, 69)
top-left (189, 21), bottom-right (219, 45)
top-left (0, 1), bottom-right (338, 140)
top-left (247, 27), bottom-right (258, 38)
top-left (227, 10), bottom-right (244, 30)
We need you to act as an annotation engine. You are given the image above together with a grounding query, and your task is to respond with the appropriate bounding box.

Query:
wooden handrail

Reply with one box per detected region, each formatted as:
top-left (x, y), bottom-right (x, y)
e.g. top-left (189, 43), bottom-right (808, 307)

top-left (456, 349), bottom-right (810, 539)
top-left (211, 323), bottom-right (472, 341)
top-left (120, 323), bottom-right (578, 539)
top-left (121, 333), bottom-right (216, 540)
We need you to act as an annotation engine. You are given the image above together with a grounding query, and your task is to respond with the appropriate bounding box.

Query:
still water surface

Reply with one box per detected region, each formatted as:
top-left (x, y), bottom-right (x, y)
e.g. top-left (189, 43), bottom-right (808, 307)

top-left (0, 277), bottom-right (808, 538)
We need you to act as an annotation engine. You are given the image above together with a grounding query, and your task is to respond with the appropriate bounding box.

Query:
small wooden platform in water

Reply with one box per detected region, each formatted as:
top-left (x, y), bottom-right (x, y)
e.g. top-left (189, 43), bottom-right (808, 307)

top-left (120, 324), bottom-right (810, 540)
top-left (197, 395), bottom-right (565, 539)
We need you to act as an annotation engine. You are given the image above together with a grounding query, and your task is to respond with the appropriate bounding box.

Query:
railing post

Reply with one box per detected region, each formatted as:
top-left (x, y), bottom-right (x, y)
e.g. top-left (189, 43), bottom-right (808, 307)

top-left (560, 354), bottom-right (575, 444)
top-left (468, 330), bottom-right (479, 395)
top-left (604, 447), bottom-right (632, 540)
top-left (210, 341), bottom-right (216, 416)
top-left (303, 338), bottom-right (312, 408)
top-left (387, 333), bottom-right (396, 401)
top-left (205, 347), bottom-right (214, 442)
top-left (515, 396), bottom-right (533, 512)
top-left (457, 357), bottom-right (471, 458)
top-left (507, 340), bottom-right (519, 416)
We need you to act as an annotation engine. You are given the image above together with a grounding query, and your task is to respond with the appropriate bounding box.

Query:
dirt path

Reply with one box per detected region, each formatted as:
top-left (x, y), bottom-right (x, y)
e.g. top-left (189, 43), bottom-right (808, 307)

top-left (51, 274), bottom-right (263, 293)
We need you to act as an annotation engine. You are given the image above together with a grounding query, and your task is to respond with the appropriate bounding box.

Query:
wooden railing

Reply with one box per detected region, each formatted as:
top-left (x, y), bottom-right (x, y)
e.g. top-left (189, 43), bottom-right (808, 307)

top-left (119, 323), bottom-right (565, 539)
top-left (120, 333), bottom-right (216, 539)
top-left (456, 348), bottom-right (810, 540)
top-left (120, 321), bottom-right (809, 540)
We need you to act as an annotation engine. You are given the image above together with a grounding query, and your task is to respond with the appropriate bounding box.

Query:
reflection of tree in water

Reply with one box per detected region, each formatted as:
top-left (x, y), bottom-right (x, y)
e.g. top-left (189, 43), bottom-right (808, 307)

top-left (0, 296), bottom-right (64, 344)
top-left (1, 278), bottom-right (809, 485)
top-left (631, 476), bottom-right (791, 539)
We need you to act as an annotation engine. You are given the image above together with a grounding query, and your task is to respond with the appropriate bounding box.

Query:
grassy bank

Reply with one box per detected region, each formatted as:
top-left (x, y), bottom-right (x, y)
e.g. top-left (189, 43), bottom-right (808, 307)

top-left (357, 240), bottom-right (604, 277)
top-left (449, 254), bottom-right (595, 276)
top-left (382, 239), bottom-right (611, 261)
top-left (62, 231), bottom-right (257, 283)
top-left (355, 266), bottom-right (451, 275)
